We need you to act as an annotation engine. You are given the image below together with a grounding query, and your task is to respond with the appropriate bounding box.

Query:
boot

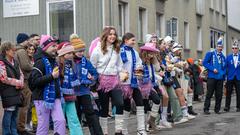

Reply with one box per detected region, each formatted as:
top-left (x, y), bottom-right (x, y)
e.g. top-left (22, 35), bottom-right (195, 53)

top-left (122, 111), bottom-right (130, 135)
top-left (115, 114), bottom-right (124, 134)
top-left (188, 106), bottom-right (198, 115)
top-left (115, 132), bottom-right (123, 135)
top-left (148, 103), bottom-right (160, 132)
top-left (137, 106), bottom-right (147, 135)
top-left (100, 117), bottom-right (108, 135)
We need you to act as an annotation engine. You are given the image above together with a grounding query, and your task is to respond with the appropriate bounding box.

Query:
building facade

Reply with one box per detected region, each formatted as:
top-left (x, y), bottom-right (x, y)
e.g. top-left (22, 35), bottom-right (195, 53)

top-left (227, 0), bottom-right (240, 54)
top-left (163, 0), bottom-right (227, 59)
top-left (0, 0), bottom-right (228, 59)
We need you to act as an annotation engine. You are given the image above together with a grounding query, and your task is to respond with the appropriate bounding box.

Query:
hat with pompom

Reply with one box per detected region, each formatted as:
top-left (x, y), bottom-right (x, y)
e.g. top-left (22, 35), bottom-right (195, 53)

top-left (70, 34), bottom-right (85, 52)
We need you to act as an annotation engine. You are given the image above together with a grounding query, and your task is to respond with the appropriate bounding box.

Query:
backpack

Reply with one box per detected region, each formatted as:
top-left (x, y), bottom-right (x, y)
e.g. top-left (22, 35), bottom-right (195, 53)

top-left (28, 67), bottom-right (43, 91)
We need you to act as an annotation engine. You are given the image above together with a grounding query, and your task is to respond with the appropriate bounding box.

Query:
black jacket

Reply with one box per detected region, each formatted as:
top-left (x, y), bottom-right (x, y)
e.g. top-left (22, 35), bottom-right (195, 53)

top-left (0, 55), bottom-right (22, 108)
top-left (31, 49), bottom-right (61, 100)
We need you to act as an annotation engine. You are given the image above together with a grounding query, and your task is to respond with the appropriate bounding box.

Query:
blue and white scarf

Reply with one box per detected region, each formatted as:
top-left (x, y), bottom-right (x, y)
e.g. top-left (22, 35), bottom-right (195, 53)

top-left (76, 56), bottom-right (92, 85)
top-left (61, 60), bottom-right (80, 95)
top-left (42, 57), bottom-right (57, 109)
top-left (142, 63), bottom-right (158, 86)
top-left (120, 45), bottom-right (138, 88)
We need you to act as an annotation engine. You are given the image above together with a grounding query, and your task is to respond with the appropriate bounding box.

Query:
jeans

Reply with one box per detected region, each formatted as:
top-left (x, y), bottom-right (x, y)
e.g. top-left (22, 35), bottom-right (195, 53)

top-left (2, 109), bottom-right (18, 135)
top-left (166, 86), bottom-right (183, 121)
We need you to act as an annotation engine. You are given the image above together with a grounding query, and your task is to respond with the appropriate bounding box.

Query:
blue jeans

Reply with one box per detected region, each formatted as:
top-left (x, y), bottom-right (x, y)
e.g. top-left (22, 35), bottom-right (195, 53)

top-left (2, 109), bottom-right (18, 135)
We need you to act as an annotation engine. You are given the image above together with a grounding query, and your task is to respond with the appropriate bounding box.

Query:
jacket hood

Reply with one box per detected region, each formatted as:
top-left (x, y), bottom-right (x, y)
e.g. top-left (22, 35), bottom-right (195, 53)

top-left (16, 44), bottom-right (26, 51)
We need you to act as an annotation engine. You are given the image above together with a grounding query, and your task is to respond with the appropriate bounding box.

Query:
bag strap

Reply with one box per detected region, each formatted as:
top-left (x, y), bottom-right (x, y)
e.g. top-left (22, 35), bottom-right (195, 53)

top-left (101, 48), bottom-right (113, 74)
top-left (32, 67), bottom-right (43, 76)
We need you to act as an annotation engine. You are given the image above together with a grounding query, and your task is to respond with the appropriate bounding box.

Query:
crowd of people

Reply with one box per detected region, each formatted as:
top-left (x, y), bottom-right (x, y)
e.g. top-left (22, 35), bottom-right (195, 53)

top-left (0, 26), bottom-right (238, 135)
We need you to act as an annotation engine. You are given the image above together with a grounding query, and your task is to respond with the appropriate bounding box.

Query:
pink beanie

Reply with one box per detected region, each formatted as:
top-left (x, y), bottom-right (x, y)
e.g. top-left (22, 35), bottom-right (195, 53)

top-left (40, 35), bottom-right (56, 51)
top-left (57, 42), bottom-right (74, 57)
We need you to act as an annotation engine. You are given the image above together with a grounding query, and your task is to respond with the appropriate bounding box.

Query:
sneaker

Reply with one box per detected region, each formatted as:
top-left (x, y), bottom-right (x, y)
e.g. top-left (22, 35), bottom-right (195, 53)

top-left (137, 130), bottom-right (147, 135)
top-left (174, 118), bottom-right (188, 125)
top-left (184, 114), bottom-right (196, 120)
top-left (159, 120), bottom-right (172, 128)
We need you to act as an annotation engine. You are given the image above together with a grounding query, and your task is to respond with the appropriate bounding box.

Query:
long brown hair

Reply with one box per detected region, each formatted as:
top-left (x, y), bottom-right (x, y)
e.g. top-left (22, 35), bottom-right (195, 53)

top-left (140, 50), bottom-right (156, 65)
top-left (100, 26), bottom-right (120, 54)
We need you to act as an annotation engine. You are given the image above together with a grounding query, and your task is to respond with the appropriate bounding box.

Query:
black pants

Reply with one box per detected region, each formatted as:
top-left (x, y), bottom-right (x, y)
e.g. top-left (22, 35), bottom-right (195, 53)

top-left (98, 88), bottom-right (124, 117)
top-left (124, 88), bottom-right (144, 112)
top-left (225, 77), bottom-right (240, 109)
top-left (76, 95), bottom-right (103, 135)
top-left (143, 90), bottom-right (161, 113)
top-left (204, 78), bottom-right (223, 112)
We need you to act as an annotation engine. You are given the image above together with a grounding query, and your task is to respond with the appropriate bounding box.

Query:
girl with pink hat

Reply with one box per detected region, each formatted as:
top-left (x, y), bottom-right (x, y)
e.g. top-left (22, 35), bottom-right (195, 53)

top-left (57, 42), bottom-right (84, 135)
top-left (119, 33), bottom-right (147, 135)
top-left (90, 26), bottom-right (124, 135)
top-left (139, 43), bottom-right (163, 132)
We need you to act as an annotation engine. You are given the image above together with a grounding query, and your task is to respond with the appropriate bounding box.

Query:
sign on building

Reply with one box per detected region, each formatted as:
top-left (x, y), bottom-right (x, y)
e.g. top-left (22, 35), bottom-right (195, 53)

top-left (3, 0), bottom-right (39, 18)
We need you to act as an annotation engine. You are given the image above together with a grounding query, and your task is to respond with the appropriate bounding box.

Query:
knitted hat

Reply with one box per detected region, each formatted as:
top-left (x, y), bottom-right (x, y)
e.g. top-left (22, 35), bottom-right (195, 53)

top-left (40, 35), bottom-right (56, 51)
top-left (57, 42), bottom-right (74, 57)
top-left (187, 58), bottom-right (194, 65)
top-left (172, 42), bottom-right (182, 52)
top-left (16, 33), bottom-right (29, 44)
top-left (70, 34), bottom-right (85, 52)
top-left (140, 43), bottom-right (159, 52)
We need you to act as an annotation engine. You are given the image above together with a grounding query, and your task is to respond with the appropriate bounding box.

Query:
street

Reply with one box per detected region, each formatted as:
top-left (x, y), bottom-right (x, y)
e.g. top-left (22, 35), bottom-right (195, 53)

top-left (1, 95), bottom-right (240, 135)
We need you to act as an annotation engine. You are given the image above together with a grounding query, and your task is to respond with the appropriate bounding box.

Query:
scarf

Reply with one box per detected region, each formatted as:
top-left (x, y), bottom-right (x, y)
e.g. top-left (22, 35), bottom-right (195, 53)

top-left (42, 57), bottom-right (57, 109)
top-left (61, 60), bottom-right (80, 95)
top-left (142, 63), bottom-right (157, 86)
top-left (76, 56), bottom-right (92, 85)
top-left (120, 45), bottom-right (138, 88)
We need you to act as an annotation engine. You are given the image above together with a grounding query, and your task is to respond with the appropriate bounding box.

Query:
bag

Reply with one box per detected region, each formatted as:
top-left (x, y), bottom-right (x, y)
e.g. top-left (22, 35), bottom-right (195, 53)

top-left (162, 76), bottom-right (174, 86)
top-left (28, 67), bottom-right (43, 91)
top-left (200, 69), bottom-right (208, 82)
top-left (63, 94), bottom-right (76, 102)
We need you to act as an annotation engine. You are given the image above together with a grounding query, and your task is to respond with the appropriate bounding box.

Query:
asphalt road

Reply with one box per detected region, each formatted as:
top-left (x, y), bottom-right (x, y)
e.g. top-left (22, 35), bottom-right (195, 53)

top-left (1, 95), bottom-right (240, 135)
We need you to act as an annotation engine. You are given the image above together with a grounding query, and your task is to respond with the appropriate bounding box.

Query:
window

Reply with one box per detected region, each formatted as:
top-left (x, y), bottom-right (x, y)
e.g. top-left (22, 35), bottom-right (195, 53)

top-left (156, 14), bottom-right (164, 37)
top-left (138, 8), bottom-right (147, 42)
top-left (210, 29), bottom-right (224, 49)
top-left (222, 0), bottom-right (226, 15)
top-left (197, 26), bottom-right (202, 51)
top-left (47, 0), bottom-right (75, 41)
top-left (118, 2), bottom-right (128, 37)
top-left (184, 22), bottom-right (189, 49)
top-left (166, 18), bottom-right (178, 41)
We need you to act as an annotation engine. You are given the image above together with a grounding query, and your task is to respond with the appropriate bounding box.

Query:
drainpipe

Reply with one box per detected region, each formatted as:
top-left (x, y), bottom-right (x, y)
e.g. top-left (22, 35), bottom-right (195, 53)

top-left (225, 0), bottom-right (229, 54)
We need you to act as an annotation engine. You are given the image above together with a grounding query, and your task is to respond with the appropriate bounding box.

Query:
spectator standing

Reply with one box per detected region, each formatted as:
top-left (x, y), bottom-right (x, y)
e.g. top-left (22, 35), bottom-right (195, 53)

top-left (0, 41), bottom-right (24, 135)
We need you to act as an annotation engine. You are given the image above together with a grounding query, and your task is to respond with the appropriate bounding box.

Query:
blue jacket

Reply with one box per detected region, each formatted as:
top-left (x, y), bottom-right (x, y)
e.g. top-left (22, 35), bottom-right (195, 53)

top-left (226, 53), bottom-right (240, 81)
top-left (203, 50), bottom-right (226, 80)
top-left (74, 57), bottom-right (98, 96)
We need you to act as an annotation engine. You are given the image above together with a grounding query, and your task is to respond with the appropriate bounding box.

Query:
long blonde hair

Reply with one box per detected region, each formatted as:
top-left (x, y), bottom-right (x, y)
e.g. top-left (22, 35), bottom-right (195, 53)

top-left (100, 26), bottom-right (120, 54)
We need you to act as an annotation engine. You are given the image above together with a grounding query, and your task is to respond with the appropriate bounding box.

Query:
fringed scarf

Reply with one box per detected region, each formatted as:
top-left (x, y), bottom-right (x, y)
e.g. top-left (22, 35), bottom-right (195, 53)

top-left (42, 57), bottom-right (57, 109)
top-left (142, 63), bottom-right (158, 86)
top-left (76, 56), bottom-right (92, 85)
top-left (120, 45), bottom-right (138, 88)
top-left (61, 60), bottom-right (80, 95)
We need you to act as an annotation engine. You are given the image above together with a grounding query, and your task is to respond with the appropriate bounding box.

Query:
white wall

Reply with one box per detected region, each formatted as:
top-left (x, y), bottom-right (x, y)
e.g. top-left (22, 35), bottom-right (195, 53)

top-left (228, 0), bottom-right (240, 30)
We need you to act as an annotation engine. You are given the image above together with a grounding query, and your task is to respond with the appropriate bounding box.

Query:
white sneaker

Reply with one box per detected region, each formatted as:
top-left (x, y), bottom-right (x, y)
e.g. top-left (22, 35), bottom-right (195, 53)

top-left (184, 114), bottom-right (196, 120)
top-left (159, 120), bottom-right (172, 128)
top-left (174, 118), bottom-right (188, 125)
top-left (137, 130), bottom-right (147, 135)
